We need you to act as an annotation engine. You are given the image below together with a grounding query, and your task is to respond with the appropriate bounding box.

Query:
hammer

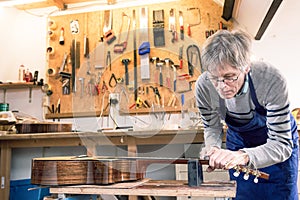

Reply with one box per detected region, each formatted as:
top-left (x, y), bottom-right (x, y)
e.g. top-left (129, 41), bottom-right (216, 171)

top-left (150, 57), bottom-right (159, 67)
top-left (163, 58), bottom-right (174, 89)
top-left (121, 58), bottom-right (131, 85)
top-left (150, 57), bottom-right (159, 84)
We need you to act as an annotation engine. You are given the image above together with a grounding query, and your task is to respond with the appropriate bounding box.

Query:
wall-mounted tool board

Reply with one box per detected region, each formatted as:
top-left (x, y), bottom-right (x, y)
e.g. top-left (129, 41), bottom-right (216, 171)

top-left (45, 0), bottom-right (231, 119)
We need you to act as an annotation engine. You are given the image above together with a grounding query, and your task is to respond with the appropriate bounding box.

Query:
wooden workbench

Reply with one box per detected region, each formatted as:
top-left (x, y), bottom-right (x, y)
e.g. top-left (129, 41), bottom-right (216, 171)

top-left (0, 129), bottom-right (205, 200)
top-left (50, 179), bottom-right (236, 198)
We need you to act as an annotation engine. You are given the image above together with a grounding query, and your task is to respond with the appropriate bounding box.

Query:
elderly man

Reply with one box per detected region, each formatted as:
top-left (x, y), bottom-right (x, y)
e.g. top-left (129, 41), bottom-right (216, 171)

top-left (195, 30), bottom-right (298, 200)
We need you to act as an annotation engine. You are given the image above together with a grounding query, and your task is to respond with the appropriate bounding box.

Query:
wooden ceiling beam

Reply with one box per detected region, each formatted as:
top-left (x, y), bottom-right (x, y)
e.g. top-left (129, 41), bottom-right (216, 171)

top-left (14, 0), bottom-right (95, 10)
top-left (47, 0), bottom-right (66, 10)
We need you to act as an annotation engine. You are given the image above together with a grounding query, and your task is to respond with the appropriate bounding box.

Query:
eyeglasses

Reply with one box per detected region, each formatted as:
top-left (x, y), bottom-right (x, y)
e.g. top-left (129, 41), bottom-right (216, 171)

top-left (205, 73), bottom-right (241, 84)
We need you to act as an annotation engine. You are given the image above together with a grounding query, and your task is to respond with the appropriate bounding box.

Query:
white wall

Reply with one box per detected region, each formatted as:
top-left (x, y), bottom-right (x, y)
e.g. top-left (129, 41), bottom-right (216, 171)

top-left (0, 7), bottom-right (47, 82)
top-left (214, 0), bottom-right (300, 109)
top-left (0, 7), bottom-right (47, 119)
top-left (236, 0), bottom-right (300, 108)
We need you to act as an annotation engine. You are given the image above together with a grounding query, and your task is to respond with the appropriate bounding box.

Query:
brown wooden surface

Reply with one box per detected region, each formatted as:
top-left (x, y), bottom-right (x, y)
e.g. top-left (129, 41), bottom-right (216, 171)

top-left (50, 179), bottom-right (236, 197)
top-left (0, 82), bottom-right (41, 90)
top-left (15, 0), bottom-right (95, 10)
top-left (15, 122), bottom-right (72, 134)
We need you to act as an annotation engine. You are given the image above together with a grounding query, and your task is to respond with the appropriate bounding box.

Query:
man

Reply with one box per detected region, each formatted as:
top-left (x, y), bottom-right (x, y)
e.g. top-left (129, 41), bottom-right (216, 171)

top-left (195, 29), bottom-right (299, 199)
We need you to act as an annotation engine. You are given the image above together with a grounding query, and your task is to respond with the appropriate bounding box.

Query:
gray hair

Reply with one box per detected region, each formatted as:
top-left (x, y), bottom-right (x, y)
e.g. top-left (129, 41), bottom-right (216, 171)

top-left (200, 29), bottom-right (252, 72)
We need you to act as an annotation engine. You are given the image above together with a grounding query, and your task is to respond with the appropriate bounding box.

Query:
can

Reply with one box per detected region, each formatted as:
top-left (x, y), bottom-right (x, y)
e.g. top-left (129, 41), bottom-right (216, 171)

top-left (0, 103), bottom-right (9, 111)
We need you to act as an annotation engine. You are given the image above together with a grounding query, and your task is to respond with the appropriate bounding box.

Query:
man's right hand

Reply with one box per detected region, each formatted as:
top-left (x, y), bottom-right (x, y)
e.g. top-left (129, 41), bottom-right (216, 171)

top-left (203, 146), bottom-right (249, 172)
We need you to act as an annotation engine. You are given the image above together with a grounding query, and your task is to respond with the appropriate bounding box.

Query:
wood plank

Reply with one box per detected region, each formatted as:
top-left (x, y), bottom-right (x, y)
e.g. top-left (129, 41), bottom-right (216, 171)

top-left (0, 129), bottom-right (206, 148)
top-left (0, 129), bottom-right (205, 140)
top-left (15, 0), bottom-right (96, 10)
top-left (0, 83), bottom-right (41, 90)
top-left (50, 179), bottom-right (236, 197)
top-left (67, 178), bottom-right (151, 189)
top-left (0, 142), bottom-right (12, 200)
top-left (48, 0), bottom-right (66, 10)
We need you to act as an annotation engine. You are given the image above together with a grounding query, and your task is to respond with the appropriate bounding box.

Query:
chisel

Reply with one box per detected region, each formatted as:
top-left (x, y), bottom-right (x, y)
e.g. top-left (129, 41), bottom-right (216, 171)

top-left (172, 65), bottom-right (177, 92)
top-left (179, 11), bottom-right (184, 40)
top-left (157, 62), bottom-right (163, 87)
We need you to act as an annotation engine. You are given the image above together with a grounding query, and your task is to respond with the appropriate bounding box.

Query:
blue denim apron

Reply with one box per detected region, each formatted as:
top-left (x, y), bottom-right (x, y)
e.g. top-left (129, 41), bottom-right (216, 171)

top-left (223, 74), bottom-right (299, 200)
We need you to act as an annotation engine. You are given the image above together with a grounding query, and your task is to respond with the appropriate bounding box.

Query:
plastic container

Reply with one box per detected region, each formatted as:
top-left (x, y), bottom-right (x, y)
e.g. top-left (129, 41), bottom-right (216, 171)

top-left (0, 103), bottom-right (9, 111)
top-left (10, 179), bottom-right (49, 200)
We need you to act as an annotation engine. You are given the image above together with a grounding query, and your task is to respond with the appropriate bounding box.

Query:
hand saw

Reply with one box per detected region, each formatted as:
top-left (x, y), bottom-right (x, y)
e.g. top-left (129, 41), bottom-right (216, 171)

top-left (103, 10), bottom-right (116, 44)
top-left (114, 12), bottom-right (131, 53)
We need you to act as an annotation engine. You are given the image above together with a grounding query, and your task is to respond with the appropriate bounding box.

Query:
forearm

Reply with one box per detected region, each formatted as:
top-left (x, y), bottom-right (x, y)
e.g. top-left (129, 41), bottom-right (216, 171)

top-left (242, 139), bottom-right (292, 169)
top-left (204, 127), bottom-right (224, 148)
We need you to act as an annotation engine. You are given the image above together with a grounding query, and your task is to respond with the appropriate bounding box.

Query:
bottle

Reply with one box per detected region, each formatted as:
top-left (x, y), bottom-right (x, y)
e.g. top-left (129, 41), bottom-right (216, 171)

top-left (24, 68), bottom-right (32, 82)
top-left (18, 65), bottom-right (25, 82)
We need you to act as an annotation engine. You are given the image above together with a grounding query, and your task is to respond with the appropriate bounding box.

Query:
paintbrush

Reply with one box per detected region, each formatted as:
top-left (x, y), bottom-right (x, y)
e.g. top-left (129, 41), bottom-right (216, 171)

top-left (59, 27), bottom-right (64, 45)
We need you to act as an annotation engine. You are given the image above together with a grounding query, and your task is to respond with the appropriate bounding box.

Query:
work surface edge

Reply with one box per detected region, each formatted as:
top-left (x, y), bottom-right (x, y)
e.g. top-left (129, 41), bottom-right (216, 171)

top-left (50, 179), bottom-right (236, 197)
top-left (0, 129), bottom-right (204, 140)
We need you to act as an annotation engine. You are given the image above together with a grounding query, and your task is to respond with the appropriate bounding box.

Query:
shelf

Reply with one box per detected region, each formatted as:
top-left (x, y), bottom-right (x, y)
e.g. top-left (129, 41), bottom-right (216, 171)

top-left (44, 107), bottom-right (199, 119)
top-left (0, 82), bottom-right (42, 103)
top-left (45, 111), bottom-right (104, 119)
top-left (0, 82), bottom-right (41, 89)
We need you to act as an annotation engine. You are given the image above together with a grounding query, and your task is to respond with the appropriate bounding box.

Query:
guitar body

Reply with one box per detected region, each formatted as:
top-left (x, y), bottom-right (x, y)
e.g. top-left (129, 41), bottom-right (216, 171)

top-left (31, 157), bottom-right (139, 185)
top-left (31, 156), bottom-right (269, 186)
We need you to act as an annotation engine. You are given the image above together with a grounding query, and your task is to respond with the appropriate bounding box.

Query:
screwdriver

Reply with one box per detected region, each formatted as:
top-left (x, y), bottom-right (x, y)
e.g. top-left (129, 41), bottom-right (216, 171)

top-left (181, 93), bottom-right (185, 118)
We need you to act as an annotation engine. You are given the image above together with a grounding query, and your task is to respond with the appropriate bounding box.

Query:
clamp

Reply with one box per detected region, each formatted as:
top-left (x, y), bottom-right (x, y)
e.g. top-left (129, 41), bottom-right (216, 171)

top-left (108, 73), bottom-right (123, 88)
top-left (150, 86), bottom-right (161, 99)
top-left (106, 51), bottom-right (112, 71)
top-left (150, 86), bottom-right (161, 106)
top-left (136, 97), bottom-right (143, 108)
top-left (102, 81), bottom-right (108, 93)
top-left (136, 97), bottom-right (150, 108)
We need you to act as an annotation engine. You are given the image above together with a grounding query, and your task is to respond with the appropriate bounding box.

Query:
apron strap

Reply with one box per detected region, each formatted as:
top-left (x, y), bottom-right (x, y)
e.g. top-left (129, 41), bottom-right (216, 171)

top-left (248, 73), bottom-right (267, 116)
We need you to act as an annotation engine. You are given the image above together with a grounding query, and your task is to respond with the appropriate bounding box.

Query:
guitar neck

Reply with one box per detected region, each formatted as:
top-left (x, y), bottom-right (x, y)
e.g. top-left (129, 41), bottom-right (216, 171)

top-left (90, 156), bottom-right (270, 180)
top-left (75, 155), bottom-right (270, 180)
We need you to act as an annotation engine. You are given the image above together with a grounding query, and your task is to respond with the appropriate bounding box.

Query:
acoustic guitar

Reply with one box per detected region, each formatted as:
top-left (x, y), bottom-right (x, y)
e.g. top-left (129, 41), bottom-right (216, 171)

top-left (31, 156), bottom-right (269, 186)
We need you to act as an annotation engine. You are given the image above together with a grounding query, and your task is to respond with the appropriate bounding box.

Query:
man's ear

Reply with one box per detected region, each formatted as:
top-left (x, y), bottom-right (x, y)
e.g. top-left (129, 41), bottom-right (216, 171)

top-left (244, 65), bottom-right (251, 73)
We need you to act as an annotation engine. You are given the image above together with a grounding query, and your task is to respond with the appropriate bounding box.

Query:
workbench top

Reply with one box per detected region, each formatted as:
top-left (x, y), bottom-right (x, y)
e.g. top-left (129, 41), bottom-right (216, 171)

top-left (50, 179), bottom-right (236, 198)
top-left (0, 128), bottom-right (204, 140)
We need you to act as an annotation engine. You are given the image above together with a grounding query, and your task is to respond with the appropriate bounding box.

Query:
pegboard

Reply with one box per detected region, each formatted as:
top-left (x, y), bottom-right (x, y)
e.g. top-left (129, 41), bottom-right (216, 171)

top-left (45, 0), bottom-right (231, 119)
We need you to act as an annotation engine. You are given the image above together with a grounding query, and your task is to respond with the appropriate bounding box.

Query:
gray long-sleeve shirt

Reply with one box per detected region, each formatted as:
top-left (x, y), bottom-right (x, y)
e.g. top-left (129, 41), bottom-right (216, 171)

top-left (195, 61), bottom-right (295, 168)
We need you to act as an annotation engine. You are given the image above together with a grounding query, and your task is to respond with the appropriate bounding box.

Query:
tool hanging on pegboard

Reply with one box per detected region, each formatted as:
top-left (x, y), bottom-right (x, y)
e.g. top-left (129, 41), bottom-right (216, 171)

top-left (121, 58), bottom-right (131, 86)
top-left (187, 44), bottom-right (202, 76)
top-left (56, 52), bottom-right (68, 79)
top-left (139, 7), bottom-right (151, 80)
top-left (103, 10), bottom-right (116, 45)
top-left (70, 19), bottom-right (80, 93)
top-left (179, 11), bottom-right (184, 40)
top-left (114, 12), bottom-right (131, 53)
top-left (83, 14), bottom-right (90, 58)
top-left (169, 8), bottom-right (178, 43)
top-left (186, 7), bottom-right (201, 37)
top-left (179, 45), bottom-right (184, 69)
top-left (153, 9), bottom-right (165, 47)
top-left (133, 9), bottom-right (138, 101)
top-left (59, 27), bottom-right (65, 45)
